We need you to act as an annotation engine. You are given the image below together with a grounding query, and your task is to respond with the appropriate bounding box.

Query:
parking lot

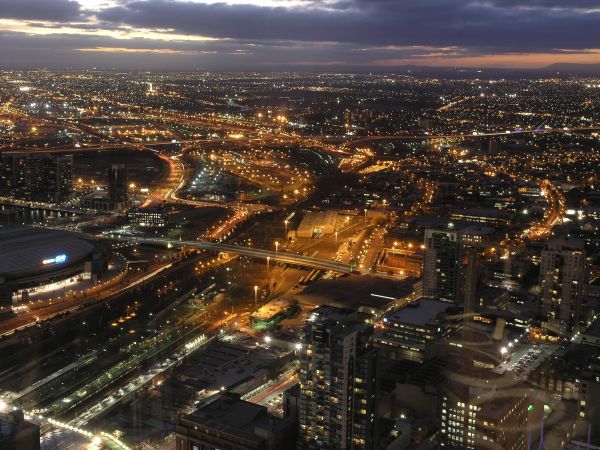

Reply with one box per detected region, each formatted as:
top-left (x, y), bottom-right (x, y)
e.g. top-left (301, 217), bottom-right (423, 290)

top-left (495, 343), bottom-right (556, 380)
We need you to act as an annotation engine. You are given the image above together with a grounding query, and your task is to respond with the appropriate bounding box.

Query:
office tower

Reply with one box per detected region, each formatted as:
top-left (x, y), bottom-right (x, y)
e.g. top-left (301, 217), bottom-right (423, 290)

top-left (440, 383), bottom-right (528, 449)
top-left (539, 239), bottom-right (586, 332)
top-left (423, 228), bottom-right (463, 303)
top-left (0, 154), bottom-right (73, 202)
top-left (0, 410), bottom-right (41, 450)
top-left (108, 164), bottom-right (128, 204)
top-left (297, 306), bottom-right (378, 450)
top-left (55, 156), bottom-right (73, 202)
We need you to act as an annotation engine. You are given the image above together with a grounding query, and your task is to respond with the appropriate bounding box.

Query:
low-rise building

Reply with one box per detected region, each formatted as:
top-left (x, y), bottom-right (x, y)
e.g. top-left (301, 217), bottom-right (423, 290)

top-left (250, 297), bottom-right (299, 330)
top-left (127, 206), bottom-right (168, 228)
top-left (175, 392), bottom-right (296, 450)
top-left (80, 191), bottom-right (128, 211)
top-left (296, 210), bottom-right (339, 238)
top-left (450, 208), bottom-right (508, 226)
top-left (376, 249), bottom-right (423, 277)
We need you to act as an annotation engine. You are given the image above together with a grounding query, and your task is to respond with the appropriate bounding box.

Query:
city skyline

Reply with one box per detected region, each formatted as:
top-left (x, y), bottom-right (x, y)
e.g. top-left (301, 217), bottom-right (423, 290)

top-left (0, 4), bottom-right (600, 447)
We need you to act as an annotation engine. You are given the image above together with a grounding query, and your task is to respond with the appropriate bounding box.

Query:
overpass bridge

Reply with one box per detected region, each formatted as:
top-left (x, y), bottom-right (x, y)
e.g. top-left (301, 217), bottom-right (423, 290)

top-left (107, 235), bottom-right (358, 274)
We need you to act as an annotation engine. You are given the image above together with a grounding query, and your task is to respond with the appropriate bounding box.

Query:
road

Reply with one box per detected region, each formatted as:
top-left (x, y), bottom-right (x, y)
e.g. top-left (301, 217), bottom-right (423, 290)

top-left (0, 260), bottom-right (174, 338)
top-left (341, 125), bottom-right (600, 147)
top-left (525, 178), bottom-right (566, 239)
top-left (0, 196), bottom-right (112, 216)
top-left (108, 235), bottom-right (359, 274)
top-left (6, 124), bottom-right (600, 155)
top-left (247, 374), bottom-right (299, 406)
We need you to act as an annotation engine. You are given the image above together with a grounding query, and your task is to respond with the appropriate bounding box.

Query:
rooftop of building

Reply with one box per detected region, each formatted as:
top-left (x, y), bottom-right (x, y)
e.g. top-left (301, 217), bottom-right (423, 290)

top-left (384, 298), bottom-right (458, 327)
top-left (477, 389), bottom-right (527, 421)
top-left (180, 393), bottom-right (280, 444)
top-left (544, 237), bottom-right (585, 251)
top-left (450, 207), bottom-right (505, 218)
top-left (0, 226), bottom-right (95, 278)
top-left (0, 411), bottom-right (38, 440)
top-left (179, 341), bottom-right (285, 394)
top-left (251, 297), bottom-right (297, 320)
top-left (296, 274), bottom-right (414, 312)
top-left (533, 344), bottom-right (598, 378)
top-left (582, 317), bottom-right (600, 339)
top-left (456, 224), bottom-right (495, 236)
top-left (128, 205), bottom-right (168, 213)
top-left (80, 190), bottom-right (109, 200)
top-left (379, 357), bottom-right (448, 394)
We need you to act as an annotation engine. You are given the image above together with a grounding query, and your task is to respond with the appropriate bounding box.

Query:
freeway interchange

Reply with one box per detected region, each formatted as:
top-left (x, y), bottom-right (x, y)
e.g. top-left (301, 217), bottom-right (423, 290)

top-left (1, 104), bottom-right (596, 448)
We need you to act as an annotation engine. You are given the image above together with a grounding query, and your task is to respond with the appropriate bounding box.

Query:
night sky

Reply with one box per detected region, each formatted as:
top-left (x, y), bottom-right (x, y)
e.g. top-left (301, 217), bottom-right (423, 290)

top-left (1, 0), bottom-right (600, 70)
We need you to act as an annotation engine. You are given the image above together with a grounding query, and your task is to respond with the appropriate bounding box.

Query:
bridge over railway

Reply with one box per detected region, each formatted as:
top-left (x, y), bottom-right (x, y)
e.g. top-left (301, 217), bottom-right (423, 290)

top-left (108, 235), bottom-right (359, 274)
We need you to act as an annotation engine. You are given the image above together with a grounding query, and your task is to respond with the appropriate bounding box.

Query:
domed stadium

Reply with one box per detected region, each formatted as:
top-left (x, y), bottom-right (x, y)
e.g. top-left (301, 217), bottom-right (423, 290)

top-left (0, 226), bottom-right (104, 303)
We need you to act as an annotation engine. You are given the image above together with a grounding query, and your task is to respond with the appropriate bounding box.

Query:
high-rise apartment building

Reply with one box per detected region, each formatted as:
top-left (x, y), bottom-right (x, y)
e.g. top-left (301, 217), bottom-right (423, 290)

top-left (423, 228), bottom-right (464, 303)
top-left (539, 239), bottom-right (586, 332)
top-left (0, 153), bottom-right (73, 202)
top-left (108, 163), bottom-right (128, 204)
top-left (297, 306), bottom-right (378, 450)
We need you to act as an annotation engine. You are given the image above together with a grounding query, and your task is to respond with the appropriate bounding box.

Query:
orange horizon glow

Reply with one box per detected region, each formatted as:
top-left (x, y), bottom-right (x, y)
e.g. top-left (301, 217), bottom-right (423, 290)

top-left (76, 47), bottom-right (218, 55)
top-left (373, 50), bottom-right (600, 69)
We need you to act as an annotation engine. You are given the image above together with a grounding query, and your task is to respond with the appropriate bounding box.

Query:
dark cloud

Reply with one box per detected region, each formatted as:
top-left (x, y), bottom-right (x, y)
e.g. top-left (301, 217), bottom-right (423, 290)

top-left (0, 0), bottom-right (81, 21)
top-left (1, 0), bottom-right (600, 69)
top-left (95, 0), bottom-right (600, 52)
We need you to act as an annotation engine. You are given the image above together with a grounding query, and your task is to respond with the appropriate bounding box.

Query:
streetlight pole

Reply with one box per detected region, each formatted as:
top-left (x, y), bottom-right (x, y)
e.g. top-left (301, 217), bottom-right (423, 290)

top-left (267, 256), bottom-right (270, 270)
top-left (254, 285), bottom-right (258, 306)
top-left (284, 220), bottom-right (288, 241)
top-left (275, 241), bottom-right (279, 253)
top-left (364, 208), bottom-right (368, 222)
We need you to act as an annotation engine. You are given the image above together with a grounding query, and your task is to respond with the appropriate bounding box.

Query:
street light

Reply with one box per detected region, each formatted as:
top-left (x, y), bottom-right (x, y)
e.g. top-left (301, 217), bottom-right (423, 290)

top-left (275, 241), bottom-right (279, 253)
top-left (267, 256), bottom-right (270, 270)
top-left (364, 208), bottom-right (368, 221)
top-left (284, 220), bottom-right (288, 240)
top-left (254, 285), bottom-right (258, 306)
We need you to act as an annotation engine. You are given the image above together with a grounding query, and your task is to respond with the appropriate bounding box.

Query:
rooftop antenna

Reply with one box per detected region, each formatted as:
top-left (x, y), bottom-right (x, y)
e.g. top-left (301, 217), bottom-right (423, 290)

top-left (538, 415), bottom-right (544, 450)
top-left (587, 423), bottom-right (591, 450)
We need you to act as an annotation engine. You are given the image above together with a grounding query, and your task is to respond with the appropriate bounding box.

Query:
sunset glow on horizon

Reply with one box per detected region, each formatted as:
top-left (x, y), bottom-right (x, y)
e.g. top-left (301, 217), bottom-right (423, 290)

top-left (1, 0), bottom-right (600, 70)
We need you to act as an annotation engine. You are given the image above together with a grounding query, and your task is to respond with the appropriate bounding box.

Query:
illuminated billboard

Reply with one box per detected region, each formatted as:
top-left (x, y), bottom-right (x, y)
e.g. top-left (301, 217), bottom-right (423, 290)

top-left (42, 254), bottom-right (67, 265)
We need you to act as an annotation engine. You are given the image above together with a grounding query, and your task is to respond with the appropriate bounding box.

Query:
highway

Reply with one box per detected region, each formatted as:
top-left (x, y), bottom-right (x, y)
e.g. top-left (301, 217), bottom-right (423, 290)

top-left (107, 235), bottom-right (358, 274)
top-left (6, 124), bottom-right (600, 156)
top-left (523, 178), bottom-right (566, 240)
top-left (341, 125), bottom-right (600, 147)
